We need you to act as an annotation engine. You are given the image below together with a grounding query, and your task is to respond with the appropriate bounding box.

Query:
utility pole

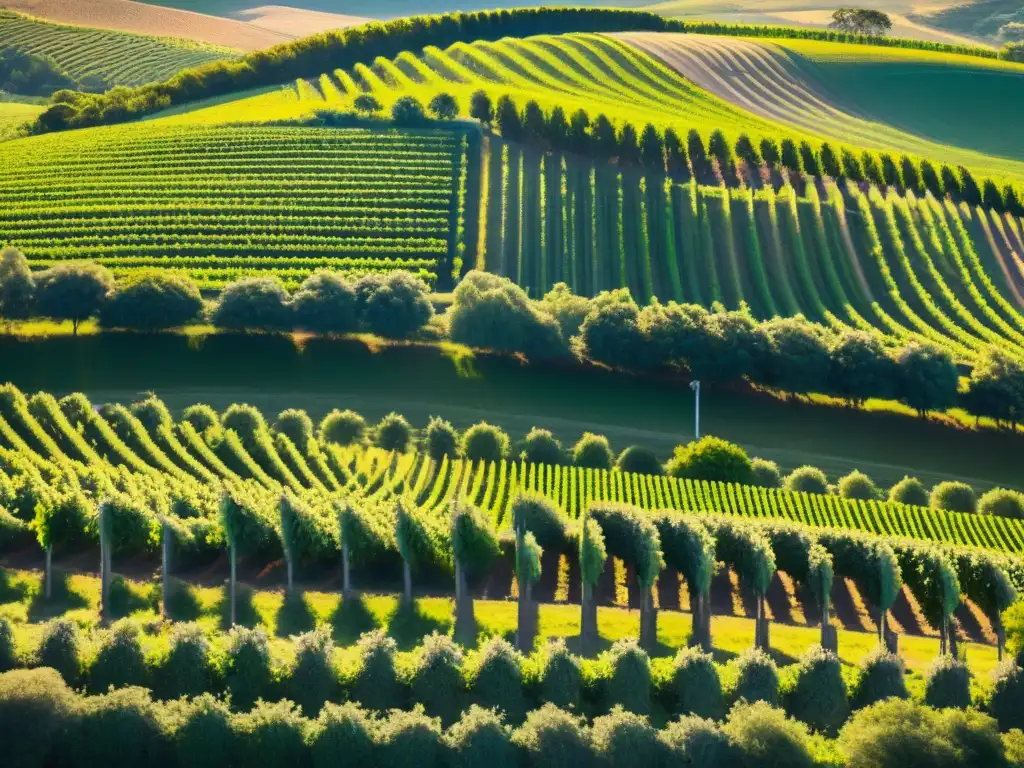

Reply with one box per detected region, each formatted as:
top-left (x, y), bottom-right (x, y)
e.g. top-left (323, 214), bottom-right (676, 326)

top-left (690, 380), bottom-right (701, 439)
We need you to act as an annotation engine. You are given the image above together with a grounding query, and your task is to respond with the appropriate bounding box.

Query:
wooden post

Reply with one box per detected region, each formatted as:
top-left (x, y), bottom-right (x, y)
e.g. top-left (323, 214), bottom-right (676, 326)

top-left (99, 503), bottom-right (110, 622)
top-left (44, 546), bottom-right (52, 601)
top-left (162, 521), bottom-right (172, 618)
top-left (229, 539), bottom-right (237, 627)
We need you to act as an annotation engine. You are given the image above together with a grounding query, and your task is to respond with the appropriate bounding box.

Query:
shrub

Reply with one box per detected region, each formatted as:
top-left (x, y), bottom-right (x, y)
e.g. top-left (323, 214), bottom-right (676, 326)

top-left (889, 476), bottom-right (929, 507)
top-left (660, 715), bottom-right (737, 767)
top-left (428, 92), bottom-right (459, 120)
top-left (0, 246), bottom-right (35, 321)
top-left (988, 660), bottom-right (1024, 731)
top-left (0, 616), bottom-right (15, 673)
top-left (924, 654), bottom-right (971, 709)
top-left (156, 623), bottom-right (211, 700)
top-left (376, 706), bottom-right (445, 768)
top-left (88, 619), bottom-right (148, 694)
top-left (211, 276), bottom-right (291, 331)
top-left (783, 645), bottom-right (849, 735)
top-left (471, 637), bottom-right (526, 724)
top-left (616, 446), bottom-right (662, 475)
top-left (287, 628), bottom-right (335, 717)
top-left (67, 686), bottom-right (170, 768)
top-left (979, 488), bottom-right (1024, 519)
top-left (291, 270), bottom-right (357, 334)
top-left (784, 465), bottom-right (829, 495)
top-left (445, 706), bottom-right (517, 768)
top-left (521, 428), bottom-right (565, 465)
top-left (232, 699), bottom-right (308, 768)
top-left (35, 617), bottom-right (81, 686)
top-left (356, 271), bottom-right (433, 338)
top-left (351, 630), bottom-right (402, 712)
top-left (666, 436), bottom-right (752, 483)
top-left (352, 93), bottom-right (381, 114)
top-left (538, 638), bottom-right (581, 709)
top-left (375, 412), bottom-right (412, 452)
top-left (512, 703), bottom-right (592, 768)
top-left (174, 694), bottom-right (235, 768)
top-left (723, 700), bottom-right (815, 768)
top-left (460, 422), bottom-right (511, 464)
top-left (670, 647), bottom-right (725, 719)
top-left (273, 409), bottom-right (314, 448)
top-left (221, 402), bottom-right (268, 444)
top-left (183, 403), bottom-right (219, 434)
top-left (411, 633), bottom-right (464, 726)
top-left (572, 432), bottom-right (614, 469)
top-left (591, 707), bottom-right (661, 768)
top-left (319, 409), bottom-right (365, 446)
top-left (930, 481), bottom-right (977, 513)
top-left (0, 668), bottom-right (75, 768)
top-left (34, 262), bottom-right (114, 334)
top-left (101, 270), bottom-right (203, 330)
top-left (604, 638), bottom-right (651, 715)
top-left (423, 416), bottom-right (459, 461)
top-left (730, 647), bottom-right (779, 706)
top-left (391, 95), bottom-right (426, 125)
top-left (750, 458), bottom-right (782, 488)
top-left (851, 646), bottom-right (908, 710)
top-left (224, 626), bottom-right (272, 711)
top-left (838, 471), bottom-right (881, 501)
top-left (308, 701), bottom-right (375, 768)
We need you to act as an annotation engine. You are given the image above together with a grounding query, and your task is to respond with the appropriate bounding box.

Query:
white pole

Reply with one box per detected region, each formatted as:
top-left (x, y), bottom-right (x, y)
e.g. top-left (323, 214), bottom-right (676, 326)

top-left (691, 380), bottom-right (701, 439)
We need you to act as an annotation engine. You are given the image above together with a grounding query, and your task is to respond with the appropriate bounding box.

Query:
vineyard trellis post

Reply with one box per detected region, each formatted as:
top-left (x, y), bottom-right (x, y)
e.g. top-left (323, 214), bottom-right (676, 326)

top-left (99, 501), bottom-right (111, 622)
top-left (161, 518), bottom-right (172, 618)
top-left (690, 380), bottom-right (701, 439)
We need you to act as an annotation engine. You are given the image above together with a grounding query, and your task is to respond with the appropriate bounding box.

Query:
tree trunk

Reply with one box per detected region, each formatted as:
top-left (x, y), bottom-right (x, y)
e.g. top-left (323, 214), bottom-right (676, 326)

top-left (341, 537), bottom-right (351, 598)
top-left (44, 546), bottom-right (52, 601)
top-left (516, 579), bottom-right (536, 653)
top-left (996, 614), bottom-right (1005, 662)
top-left (72, 319), bottom-right (79, 337)
top-left (99, 505), bottom-right (110, 621)
top-left (754, 593), bottom-right (770, 650)
top-left (581, 581), bottom-right (598, 656)
top-left (947, 615), bottom-right (959, 659)
top-left (454, 560), bottom-right (476, 646)
top-left (820, 600), bottom-right (838, 653)
top-left (689, 591), bottom-right (712, 652)
top-left (285, 549), bottom-right (294, 595)
top-left (162, 522), bottom-right (171, 618)
top-left (639, 586), bottom-right (657, 653)
top-left (229, 540), bottom-right (237, 627)
top-left (402, 558), bottom-right (412, 606)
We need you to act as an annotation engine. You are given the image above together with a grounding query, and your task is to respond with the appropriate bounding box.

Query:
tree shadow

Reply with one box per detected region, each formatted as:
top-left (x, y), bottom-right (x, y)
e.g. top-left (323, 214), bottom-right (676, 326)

top-left (276, 592), bottom-right (317, 637)
top-left (330, 594), bottom-right (379, 645)
top-left (27, 571), bottom-right (91, 622)
top-left (107, 575), bottom-right (159, 620)
top-left (217, 585), bottom-right (261, 630)
top-left (0, 568), bottom-right (30, 605)
top-left (165, 580), bottom-right (203, 622)
top-left (386, 600), bottom-right (449, 650)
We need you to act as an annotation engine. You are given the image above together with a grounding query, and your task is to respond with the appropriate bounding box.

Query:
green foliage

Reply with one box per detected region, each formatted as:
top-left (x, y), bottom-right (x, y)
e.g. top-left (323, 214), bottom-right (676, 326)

top-left (100, 270), bottom-right (203, 330)
top-left (0, 668), bottom-right (75, 768)
top-left (0, 246), bottom-right (36, 320)
top-left (896, 343), bottom-right (959, 416)
top-left (174, 694), bottom-right (235, 768)
top-left (591, 706), bottom-right (660, 768)
top-left (224, 626), bottom-right (272, 711)
top-left (65, 685), bottom-right (169, 768)
top-left (889, 476), bottom-right (929, 507)
top-left (287, 628), bottom-right (335, 717)
top-left (87, 619), bottom-right (147, 694)
top-left (670, 647), bottom-right (725, 719)
top-left (930, 482), bottom-right (977, 513)
top-left (0, 617), bottom-right (14, 673)
top-left (35, 617), bottom-right (80, 686)
top-left (291, 270), bottom-right (358, 334)
top-left (988, 661), bottom-right (1024, 731)
top-left (807, 543), bottom-right (834, 614)
top-left (851, 646), bottom-right (908, 709)
top-left (470, 637), bottom-right (526, 724)
top-left (183, 404), bottom-right (219, 434)
top-left (520, 428), bottom-right (566, 465)
top-left (572, 432), bottom-right (614, 470)
top-left (221, 403), bottom-right (268, 446)
top-left (232, 699), bottom-right (309, 768)
top-left (579, 510), bottom-right (608, 588)
top-left (785, 466), bottom-right (830, 495)
top-left (351, 630), bottom-right (402, 712)
top-left (616, 446), bottom-right (662, 475)
top-left (783, 645), bottom-right (849, 735)
top-left (750, 458), bottom-right (782, 489)
top-left (391, 95), bottom-right (426, 125)
top-left (979, 489), bottom-right (1024, 519)
top-left (273, 409), bottom-right (314, 449)
top-left (588, 503), bottom-right (664, 591)
top-left (445, 705), bottom-right (516, 768)
top-left (659, 715), bottom-right (737, 767)
top-left (469, 90), bottom-right (493, 124)
top-left (424, 417), bottom-right (459, 461)
top-left (537, 638), bottom-right (581, 709)
top-left (511, 493), bottom-right (569, 553)
top-left (731, 648), bottom-right (779, 706)
top-left (375, 412), bottom-right (412, 452)
top-left (666, 436), bottom-right (752, 484)
top-left (452, 500), bottom-right (499, 577)
top-left (34, 262), bottom-right (114, 332)
top-left (512, 703), bottom-right (592, 768)
top-left (839, 471), bottom-right (882, 501)
top-left (924, 654), bottom-right (971, 709)
top-left (309, 701), bottom-right (375, 768)
top-left (156, 622), bottom-right (210, 700)
top-left (356, 271), bottom-right (433, 339)
top-left (723, 700), bottom-right (815, 768)
top-left (376, 706), bottom-right (445, 768)
top-left (352, 93), bottom-right (382, 114)
top-left (604, 638), bottom-right (651, 715)
top-left (461, 422), bottom-right (511, 464)
top-left (516, 530), bottom-right (543, 586)
top-left (319, 409), bottom-right (366, 446)
top-left (211, 277), bottom-right (291, 331)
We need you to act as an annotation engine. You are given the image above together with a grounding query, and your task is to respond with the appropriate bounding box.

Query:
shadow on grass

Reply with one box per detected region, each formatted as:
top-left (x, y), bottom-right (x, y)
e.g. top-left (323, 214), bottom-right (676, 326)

top-left (217, 585), bottom-right (261, 630)
top-left (108, 575), bottom-right (160, 620)
top-left (386, 600), bottom-right (449, 650)
top-left (165, 580), bottom-right (203, 622)
top-left (0, 568), bottom-right (31, 605)
top-left (276, 592), bottom-right (316, 637)
top-left (330, 593), bottom-right (379, 645)
top-left (27, 571), bottom-right (91, 622)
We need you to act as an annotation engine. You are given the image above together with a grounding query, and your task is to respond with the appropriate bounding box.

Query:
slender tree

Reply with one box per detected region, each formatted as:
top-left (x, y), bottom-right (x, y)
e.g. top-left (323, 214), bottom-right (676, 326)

top-left (579, 508), bottom-right (608, 655)
top-left (808, 543), bottom-right (836, 652)
top-left (451, 499), bottom-right (499, 645)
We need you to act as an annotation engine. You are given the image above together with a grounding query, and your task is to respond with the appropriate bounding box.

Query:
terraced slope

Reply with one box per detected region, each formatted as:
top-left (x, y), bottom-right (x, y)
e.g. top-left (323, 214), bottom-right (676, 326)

top-left (0, 10), bottom-right (238, 89)
top-left (0, 125), bottom-right (463, 288)
top-left (616, 33), bottom-right (1024, 182)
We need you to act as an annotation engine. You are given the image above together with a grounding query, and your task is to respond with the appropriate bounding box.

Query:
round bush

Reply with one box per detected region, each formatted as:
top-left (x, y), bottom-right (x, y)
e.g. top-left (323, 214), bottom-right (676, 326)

top-left (88, 619), bottom-right (148, 694)
top-left (224, 626), bottom-right (272, 711)
top-left (319, 409), bottom-right (366, 446)
top-left (233, 700), bottom-right (308, 768)
top-left (851, 646), bottom-right (908, 710)
top-left (66, 686), bottom-right (167, 768)
top-left (157, 622), bottom-right (210, 700)
top-left (888, 476), bottom-right (930, 507)
top-left (291, 270), bottom-right (357, 334)
top-left (471, 637), bottom-right (526, 724)
top-left (445, 706), bottom-right (517, 768)
top-left (512, 703), bottom-right (592, 768)
top-left (784, 466), bottom-right (829, 495)
top-left (351, 630), bottom-right (402, 713)
top-left (730, 648), bottom-right (779, 706)
top-left (411, 633), bottom-right (464, 726)
top-left (838, 470), bottom-right (881, 501)
top-left (272, 409), bottom-right (313, 448)
top-left (211, 276), bottom-right (291, 331)
top-left (538, 638), bottom-right (581, 709)
top-left (572, 432), bottom-right (614, 470)
top-left (924, 654), bottom-right (971, 709)
top-left (376, 707), bottom-right (445, 768)
top-left (35, 618), bottom-right (80, 686)
top-left (461, 422), bottom-right (511, 464)
top-left (0, 616), bottom-right (15, 673)
top-left (309, 702), bottom-right (375, 768)
top-left (670, 647), bottom-right (725, 719)
top-left (988, 660), bottom-right (1024, 731)
top-left (0, 668), bottom-right (75, 768)
top-left (750, 458), bottom-right (782, 489)
top-left (723, 701), bottom-right (814, 768)
top-left (356, 271), bottom-right (433, 339)
top-left (520, 428), bottom-right (565, 465)
top-left (423, 416), bottom-right (459, 461)
top-left (930, 481), bottom-right (977, 513)
top-left (375, 412), bottom-right (412, 452)
top-left (129, 395), bottom-right (173, 433)
top-left (978, 488), bottom-right (1024, 519)
top-left (616, 446), bottom-right (663, 475)
top-left (174, 694), bottom-right (235, 768)
top-left (101, 270), bottom-right (203, 330)
top-left (287, 628), bottom-right (335, 717)
top-left (591, 707), bottom-right (660, 768)
top-left (659, 715), bottom-right (737, 767)
top-left (783, 645), bottom-right (849, 735)
top-left (221, 403), bottom-right (267, 445)
top-left (390, 95), bottom-right (427, 125)
top-left (666, 436), bottom-right (753, 483)
top-left (183, 403), bottom-right (219, 434)
top-left (605, 638), bottom-right (651, 715)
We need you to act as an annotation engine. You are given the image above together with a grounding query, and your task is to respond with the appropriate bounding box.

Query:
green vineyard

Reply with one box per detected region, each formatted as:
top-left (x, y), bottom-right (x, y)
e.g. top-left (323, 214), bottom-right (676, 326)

top-left (0, 125), bottom-right (467, 289)
top-left (0, 10), bottom-right (237, 90)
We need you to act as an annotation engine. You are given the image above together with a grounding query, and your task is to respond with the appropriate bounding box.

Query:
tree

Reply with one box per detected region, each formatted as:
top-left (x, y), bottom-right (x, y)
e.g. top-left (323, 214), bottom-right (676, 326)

top-left (469, 90), bottom-right (493, 124)
top-left (428, 92), bottom-right (458, 120)
top-left (545, 105), bottom-right (569, 148)
top-left (575, 289), bottom-right (644, 369)
top-left (665, 436), bottom-right (752, 483)
top-left (522, 100), bottom-right (546, 142)
top-left (829, 8), bottom-right (893, 35)
top-left (617, 122), bottom-right (641, 166)
top-left (355, 271), bottom-right (433, 339)
top-left (808, 544), bottom-right (837, 651)
top-left (760, 137), bottom-right (781, 168)
top-left (514, 526), bottom-right (542, 653)
top-left (100, 270), bottom-right (203, 330)
top-left (827, 330), bottom-right (895, 406)
top-left (352, 94), bottom-right (381, 115)
top-left (687, 129), bottom-right (712, 183)
top-left (34, 262), bottom-right (113, 335)
top-left (593, 114), bottom-right (618, 159)
top-left (639, 123), bottom-right (664, 172)
top-left (759, 316), bottom-right (830, 397)
top-left (568, 108), bottom-right (591, 154)
top-left (211, 277), bottom-right (291, 332)
top-left (663, 128), bottom-right (690, 180)
top-left (0, 246), bottom-right (35, 321)
top-left (390, 95), bottom-right (425, 125)
top-left (494, 95), bottom-right (522, 140)
top-left (423, 416), bottom-right (459, 461)
top-left (291, 270), bottom-right (357, 334)
top-left (578, 509), bottom-right (607, 655)
top-left (962, 347), bottom-right (1024, 427)
top-left (895, 342), bottom-right (959, 417)
top-left (451, 500), bottom-right (498, 645)
top-left (819, 143), bottom-right (841, 178)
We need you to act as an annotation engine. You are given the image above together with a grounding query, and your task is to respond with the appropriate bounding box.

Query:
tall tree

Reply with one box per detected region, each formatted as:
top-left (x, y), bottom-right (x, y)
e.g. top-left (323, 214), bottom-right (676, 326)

top-left (579, 509), bottom-right (607, 655)
top-left (34, 262), bottom-right (113, 335)
top-left (0, 246), bottom-right (35, 321)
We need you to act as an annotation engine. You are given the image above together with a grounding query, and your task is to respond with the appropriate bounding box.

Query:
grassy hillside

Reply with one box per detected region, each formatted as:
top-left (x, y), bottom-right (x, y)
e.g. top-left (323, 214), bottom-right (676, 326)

top-left (0, 10), bottom-right (238, 90)
top-left (0, 101), bottom-right (43, 141)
